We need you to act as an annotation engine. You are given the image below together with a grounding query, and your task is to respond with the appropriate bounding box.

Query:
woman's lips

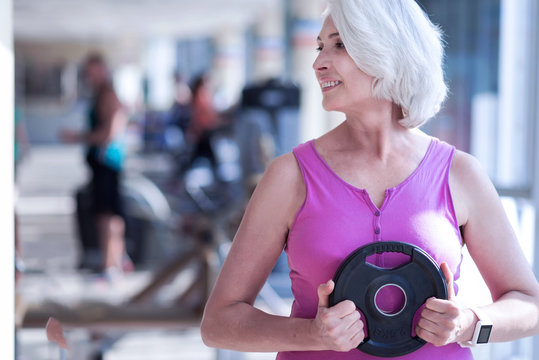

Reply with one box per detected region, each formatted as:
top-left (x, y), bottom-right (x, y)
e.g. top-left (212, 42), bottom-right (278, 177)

top-left (320, 80), bottom-right (343, 92)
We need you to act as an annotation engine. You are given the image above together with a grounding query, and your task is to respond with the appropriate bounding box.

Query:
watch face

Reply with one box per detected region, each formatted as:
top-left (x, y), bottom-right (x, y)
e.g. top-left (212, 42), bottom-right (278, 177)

top-left (477, 325), bottom-right (493, 344)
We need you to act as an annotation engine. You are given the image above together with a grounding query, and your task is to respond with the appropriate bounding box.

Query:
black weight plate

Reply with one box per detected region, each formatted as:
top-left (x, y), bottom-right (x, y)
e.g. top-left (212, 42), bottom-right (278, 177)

top-left (329, 241), bottom-right (447, 357)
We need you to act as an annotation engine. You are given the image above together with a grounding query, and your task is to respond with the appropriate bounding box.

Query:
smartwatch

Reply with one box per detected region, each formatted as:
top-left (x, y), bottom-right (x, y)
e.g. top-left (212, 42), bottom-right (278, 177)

top-left (459, 307), bottom-right (493, 347)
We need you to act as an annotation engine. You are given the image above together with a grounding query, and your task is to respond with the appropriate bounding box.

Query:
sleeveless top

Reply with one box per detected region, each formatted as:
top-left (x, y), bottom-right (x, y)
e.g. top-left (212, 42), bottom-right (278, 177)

top-left (276, 137), bottom-right (472, 360)
top-left (86, 84), bottom-right (125, 171)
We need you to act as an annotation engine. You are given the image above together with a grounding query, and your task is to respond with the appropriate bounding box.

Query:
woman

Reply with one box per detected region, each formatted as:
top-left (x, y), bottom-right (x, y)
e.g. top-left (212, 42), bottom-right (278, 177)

top-left (201, 1), bottom-right (539, 358)
top-left (61, 53), bottom-right (131, 279)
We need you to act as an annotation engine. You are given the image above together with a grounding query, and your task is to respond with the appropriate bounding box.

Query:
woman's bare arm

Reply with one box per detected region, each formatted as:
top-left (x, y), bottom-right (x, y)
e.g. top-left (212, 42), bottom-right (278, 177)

top-left (201, 153), bottom-right (316, 351)
top-left (201, 153), bottom-right (364, 352)
top-left (452, 151), bottom-right (539, 342)
top-left (417, 150), bottom-right (539, 346)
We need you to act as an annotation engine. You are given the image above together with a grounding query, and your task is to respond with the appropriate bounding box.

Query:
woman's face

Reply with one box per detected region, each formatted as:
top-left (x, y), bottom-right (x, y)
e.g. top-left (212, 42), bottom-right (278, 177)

top-left (313, 16), bottom-right (374, 112)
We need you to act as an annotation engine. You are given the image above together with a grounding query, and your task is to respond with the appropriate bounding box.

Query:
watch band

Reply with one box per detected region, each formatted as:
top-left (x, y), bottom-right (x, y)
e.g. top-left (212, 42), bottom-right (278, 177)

top-left (459, 307), bottom-right (493, 347)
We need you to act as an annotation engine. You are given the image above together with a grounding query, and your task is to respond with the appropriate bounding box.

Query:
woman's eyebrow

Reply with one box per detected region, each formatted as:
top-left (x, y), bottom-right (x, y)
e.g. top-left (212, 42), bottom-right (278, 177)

top-left (316, 32), bottom-right (340, 41)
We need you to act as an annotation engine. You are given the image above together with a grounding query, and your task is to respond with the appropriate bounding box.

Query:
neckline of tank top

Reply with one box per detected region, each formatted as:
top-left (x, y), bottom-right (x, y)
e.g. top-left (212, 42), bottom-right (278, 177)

top-left (309, 137), bottom-right (436, 196)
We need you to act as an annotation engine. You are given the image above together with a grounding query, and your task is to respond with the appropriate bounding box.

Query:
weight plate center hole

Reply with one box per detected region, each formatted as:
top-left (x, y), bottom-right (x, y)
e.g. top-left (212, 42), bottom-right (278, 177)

top-left (374, 283), bottom-right (407, 317)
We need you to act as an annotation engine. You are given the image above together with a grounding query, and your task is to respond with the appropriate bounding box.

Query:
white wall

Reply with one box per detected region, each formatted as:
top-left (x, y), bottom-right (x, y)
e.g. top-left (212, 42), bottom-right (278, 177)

top-left (496, 0), bottom-right (533, 188)
top-left (0, 0), bottom-right (15, 358)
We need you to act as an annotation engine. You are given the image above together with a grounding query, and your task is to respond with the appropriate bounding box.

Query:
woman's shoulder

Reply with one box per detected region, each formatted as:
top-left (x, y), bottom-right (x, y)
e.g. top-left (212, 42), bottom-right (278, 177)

top-left (264, 152), bottom-right (304, 188)
top-left (249, 153), bottom-right (305, 229)
top-left (449, 149), bottom-right (497, 225)
top-left (450, 149), bottom-right (489, 186)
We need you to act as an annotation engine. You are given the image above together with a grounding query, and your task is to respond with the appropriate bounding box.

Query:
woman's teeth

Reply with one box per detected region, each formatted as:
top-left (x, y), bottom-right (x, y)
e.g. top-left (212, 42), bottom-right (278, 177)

top-left (321, 80), bottom-right (342, 89)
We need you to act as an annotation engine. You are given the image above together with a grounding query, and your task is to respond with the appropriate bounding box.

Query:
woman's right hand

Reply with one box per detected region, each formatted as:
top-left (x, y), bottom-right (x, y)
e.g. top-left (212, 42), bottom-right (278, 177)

top-left (311, 280), bottom-right (365, 352)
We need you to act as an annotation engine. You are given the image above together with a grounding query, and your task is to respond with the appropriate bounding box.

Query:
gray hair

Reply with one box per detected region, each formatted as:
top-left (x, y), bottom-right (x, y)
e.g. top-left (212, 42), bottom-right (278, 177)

top-left (324, 0), bottom-right (447, 128)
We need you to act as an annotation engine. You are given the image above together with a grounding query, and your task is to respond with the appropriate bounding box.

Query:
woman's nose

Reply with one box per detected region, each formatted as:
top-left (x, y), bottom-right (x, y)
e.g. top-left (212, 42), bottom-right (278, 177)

top-left (312, 51), bottom-right (329, 72)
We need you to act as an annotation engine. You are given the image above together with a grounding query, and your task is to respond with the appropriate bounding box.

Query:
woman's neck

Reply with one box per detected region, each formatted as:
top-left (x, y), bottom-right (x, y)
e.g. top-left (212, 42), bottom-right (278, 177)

top-left (338, 102), bottom-right (409, 160)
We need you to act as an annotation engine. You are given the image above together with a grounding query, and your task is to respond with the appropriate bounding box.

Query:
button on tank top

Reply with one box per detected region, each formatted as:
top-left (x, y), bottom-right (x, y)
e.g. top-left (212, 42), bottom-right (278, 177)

top-left (277, 137), bottom-right (472, 359)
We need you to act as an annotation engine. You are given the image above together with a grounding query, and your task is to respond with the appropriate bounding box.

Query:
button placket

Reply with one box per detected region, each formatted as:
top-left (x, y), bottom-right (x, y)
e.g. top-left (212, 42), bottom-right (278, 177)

top-left (373, 209), bottom-right (382, 241)
top-left (360, 189), bottom-right (384, 242)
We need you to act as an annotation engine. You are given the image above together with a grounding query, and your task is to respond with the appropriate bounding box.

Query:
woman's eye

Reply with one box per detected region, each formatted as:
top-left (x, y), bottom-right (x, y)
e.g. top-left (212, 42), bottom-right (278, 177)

top-left (315, 41), bottom-right (344, 52)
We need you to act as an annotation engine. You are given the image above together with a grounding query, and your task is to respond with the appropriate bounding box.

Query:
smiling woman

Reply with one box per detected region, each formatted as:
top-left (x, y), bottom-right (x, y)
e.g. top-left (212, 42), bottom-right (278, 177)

top-left (201, 0), bottom-right (539, 359)
top-left (313, 19), bottom-right (377, 115)
top-left (321, 0), bottom-right (447, 128)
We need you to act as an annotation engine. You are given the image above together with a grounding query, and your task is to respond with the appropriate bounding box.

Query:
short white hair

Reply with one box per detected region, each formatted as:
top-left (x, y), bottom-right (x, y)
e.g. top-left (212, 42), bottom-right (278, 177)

top-left (324, 0), bottom-right (447, 128)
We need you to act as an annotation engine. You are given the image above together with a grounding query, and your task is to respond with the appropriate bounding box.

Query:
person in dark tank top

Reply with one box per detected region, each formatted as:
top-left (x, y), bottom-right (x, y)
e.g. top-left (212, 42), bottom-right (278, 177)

top-left (61, 52), bottom-right (131, 281)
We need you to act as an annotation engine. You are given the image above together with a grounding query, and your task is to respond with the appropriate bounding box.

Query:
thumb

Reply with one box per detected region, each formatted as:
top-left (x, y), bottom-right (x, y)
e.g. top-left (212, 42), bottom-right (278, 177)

top-left (440, 262), bottom-right (455, 300)
top-left (317, 280), bottom-right (335, 308)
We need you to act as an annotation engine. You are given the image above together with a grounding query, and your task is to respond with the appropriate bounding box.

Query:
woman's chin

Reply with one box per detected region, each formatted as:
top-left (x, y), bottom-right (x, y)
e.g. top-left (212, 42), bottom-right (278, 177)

top-left (323, 105), bottom-right (345, 113)
top-left (321, 100), bottom-right (340, 112)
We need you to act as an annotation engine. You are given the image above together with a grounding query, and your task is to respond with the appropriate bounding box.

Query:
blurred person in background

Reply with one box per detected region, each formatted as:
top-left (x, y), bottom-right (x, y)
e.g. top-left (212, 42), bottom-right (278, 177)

top-left (169, 71), bottom-right (192, 133)
top-left (61, 53), bottom-right (132, 280)
top-left (186, 73), bottom-right (219, 168)
top-left (165, 71), bottom-right (193, 176)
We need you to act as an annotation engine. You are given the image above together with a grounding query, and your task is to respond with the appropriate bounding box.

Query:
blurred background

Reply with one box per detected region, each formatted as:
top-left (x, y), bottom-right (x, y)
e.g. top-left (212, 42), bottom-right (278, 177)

top-left (5, 0), bottom-right (539, 359)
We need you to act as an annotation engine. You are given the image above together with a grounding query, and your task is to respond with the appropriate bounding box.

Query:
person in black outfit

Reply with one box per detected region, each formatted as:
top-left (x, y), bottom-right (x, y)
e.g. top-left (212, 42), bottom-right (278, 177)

top-left (61, 53), bottom-right (132, 279)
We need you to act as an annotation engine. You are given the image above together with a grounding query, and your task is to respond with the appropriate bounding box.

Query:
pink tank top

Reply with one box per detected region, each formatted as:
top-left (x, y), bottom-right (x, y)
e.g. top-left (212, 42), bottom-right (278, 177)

top-left (277, 137), bottom-right (472, 359)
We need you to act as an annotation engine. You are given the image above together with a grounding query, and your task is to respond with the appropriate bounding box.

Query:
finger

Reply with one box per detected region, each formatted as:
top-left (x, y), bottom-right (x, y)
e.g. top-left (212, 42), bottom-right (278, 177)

top-left (420, 307), bottom-right (446, 323)
top-left (329, 300), bottom-right (357, 318)
top-left (330, 311), bottom-right (360, 334)
top-left (343, 310), bottom-right (361, 330)
top-left (440, 262), bottom-right (455, 300)
top-left (417, 316), bottom-right (442, 335)
top-left (347, 320), bottom-right (364, 338)
top-left (348, 322), bottom-right (365, 346)
top-left (350, 329), bottom-right (365, 347)
top-left (415, 325), bottom-right (438, 345)
top-left (424, 297), bottom-right (459, 316)
top-left (317, 280), bottom-right (335, 308)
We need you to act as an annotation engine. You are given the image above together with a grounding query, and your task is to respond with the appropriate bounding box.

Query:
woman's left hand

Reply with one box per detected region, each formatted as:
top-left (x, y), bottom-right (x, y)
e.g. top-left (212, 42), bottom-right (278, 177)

top-left (415, 262), bottom-right (475, 346)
